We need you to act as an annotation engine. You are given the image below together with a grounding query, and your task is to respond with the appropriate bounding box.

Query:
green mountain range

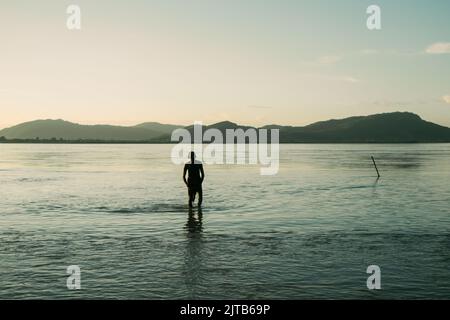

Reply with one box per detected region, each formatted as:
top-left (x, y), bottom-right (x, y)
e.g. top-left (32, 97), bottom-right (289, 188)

top-left (0, 120), bottom-right (182, 141)
top-left (1, 112), bottom-right (449, 143)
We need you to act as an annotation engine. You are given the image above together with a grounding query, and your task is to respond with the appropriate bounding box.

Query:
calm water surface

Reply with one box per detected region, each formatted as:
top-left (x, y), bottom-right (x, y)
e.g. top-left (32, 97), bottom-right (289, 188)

top-left (0, 144), bottom-right (449, 299)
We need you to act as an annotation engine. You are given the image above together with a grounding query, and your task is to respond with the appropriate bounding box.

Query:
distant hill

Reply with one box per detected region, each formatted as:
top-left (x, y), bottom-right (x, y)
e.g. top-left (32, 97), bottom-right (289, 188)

top-left (276, 112), bottom-right (450, 143)
top-left (158, 112), bottom-right (450, 143)
top-left (0, 119), bottom-right (179, 141)
top-left (1, 112), bottom-right (450, 143)
top-left (134, 122), bottom-right (183, 135)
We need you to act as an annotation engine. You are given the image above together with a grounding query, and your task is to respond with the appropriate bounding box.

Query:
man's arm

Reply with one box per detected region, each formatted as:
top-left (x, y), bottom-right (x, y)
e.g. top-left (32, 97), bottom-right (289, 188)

top-left (200, 164), bottom-right (205, 183)
top-left (183, 164), bottom-right (188, 186)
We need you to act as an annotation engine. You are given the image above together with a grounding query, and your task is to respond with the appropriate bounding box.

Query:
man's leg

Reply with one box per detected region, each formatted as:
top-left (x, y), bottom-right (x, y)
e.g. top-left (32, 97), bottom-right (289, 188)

top-left (188, 187), bottom-right (194, 207)
top-left (198, 187), bottom-right (203, 207)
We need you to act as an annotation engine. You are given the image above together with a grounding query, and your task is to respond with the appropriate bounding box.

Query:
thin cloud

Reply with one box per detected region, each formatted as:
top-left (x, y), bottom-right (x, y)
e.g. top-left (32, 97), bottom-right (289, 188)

top-left (443, 95), bottom-right (450, 104)
top-left (313, 48), bottom-right (417, 64)
top-left (304, 73), bottom-right (360, 83)
top-left (323, 75), bottom-right (359, 83)
top-left (360, 49), bottom-right (379, 55)
top-left (341, 76), bottom-right (359, 83)
top-left (426, 42), bottom-right (450, 54)
top-left (359, 48), bottom-right (420, 56)
top-left (316, 55), bottom-right (341, 65)
top-left (248, 105), bottom-right (273, 109)
top-left (375, 96), bottom-right (450, 108)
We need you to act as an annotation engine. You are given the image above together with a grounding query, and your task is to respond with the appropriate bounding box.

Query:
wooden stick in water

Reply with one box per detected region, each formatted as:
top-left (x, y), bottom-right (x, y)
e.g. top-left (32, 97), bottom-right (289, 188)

top-left (371, 156), bottom-right (380, 178)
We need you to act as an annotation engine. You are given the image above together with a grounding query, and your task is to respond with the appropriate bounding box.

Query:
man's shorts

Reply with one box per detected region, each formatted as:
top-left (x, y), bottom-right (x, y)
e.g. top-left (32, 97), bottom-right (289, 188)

top-left (188, 181), bottom-right (202, 193)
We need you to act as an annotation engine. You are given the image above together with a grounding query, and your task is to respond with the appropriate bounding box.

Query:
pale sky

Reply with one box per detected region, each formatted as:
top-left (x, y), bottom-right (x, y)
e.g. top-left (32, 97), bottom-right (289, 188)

top-left (1, 0), bottom-right (450, 129)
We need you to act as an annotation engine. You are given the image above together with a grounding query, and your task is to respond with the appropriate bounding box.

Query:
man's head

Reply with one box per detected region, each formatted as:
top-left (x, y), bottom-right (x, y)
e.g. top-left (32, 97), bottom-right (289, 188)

top-left (190, 151), bottom-right (196, 163)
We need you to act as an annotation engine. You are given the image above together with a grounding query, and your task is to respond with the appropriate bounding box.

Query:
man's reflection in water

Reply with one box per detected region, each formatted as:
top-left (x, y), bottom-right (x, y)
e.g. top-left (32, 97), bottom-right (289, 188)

top-left (185, 207), bottom-right (203, 234)
top-left (183, 207), bottom-right (204, 298)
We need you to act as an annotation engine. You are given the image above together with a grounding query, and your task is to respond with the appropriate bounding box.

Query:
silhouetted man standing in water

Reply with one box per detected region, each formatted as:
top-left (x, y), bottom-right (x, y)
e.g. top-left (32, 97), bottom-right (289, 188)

top-left (183, 152), bottom-right (205, 207)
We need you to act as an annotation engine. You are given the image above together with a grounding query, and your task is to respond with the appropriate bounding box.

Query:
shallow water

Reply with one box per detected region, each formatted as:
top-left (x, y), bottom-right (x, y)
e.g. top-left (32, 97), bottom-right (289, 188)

top-left (0, 144), bottom-right (449, 299)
